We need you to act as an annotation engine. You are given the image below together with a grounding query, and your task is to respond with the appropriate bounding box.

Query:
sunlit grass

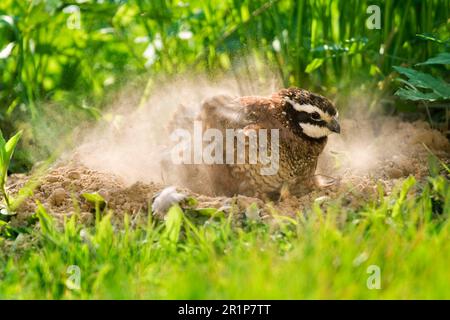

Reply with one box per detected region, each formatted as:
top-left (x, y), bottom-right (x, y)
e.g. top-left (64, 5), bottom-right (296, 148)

top-left (1, 0), bottom-right (448, 172)
top-left (0, 170), bottom-right (449, 299)
top-left (0, 0), bottom-right (448, 300)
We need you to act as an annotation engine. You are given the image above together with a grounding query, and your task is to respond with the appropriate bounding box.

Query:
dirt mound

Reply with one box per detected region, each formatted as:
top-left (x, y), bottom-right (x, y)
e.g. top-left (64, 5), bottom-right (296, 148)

top-left (4, 117), bottom-right (450, 226)
top-left (6, 160), bottom-right (268, 224)
top-left (7, 162), bottom-right (160, 224)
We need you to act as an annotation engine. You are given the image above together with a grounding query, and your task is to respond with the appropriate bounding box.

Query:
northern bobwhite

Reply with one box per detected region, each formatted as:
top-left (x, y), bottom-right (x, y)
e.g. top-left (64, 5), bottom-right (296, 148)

top-left (164, 87), bottom-right (340, 200)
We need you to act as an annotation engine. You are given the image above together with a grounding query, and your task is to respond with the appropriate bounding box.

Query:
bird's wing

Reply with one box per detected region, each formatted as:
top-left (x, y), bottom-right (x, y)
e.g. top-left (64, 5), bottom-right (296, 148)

top-left (199, 94), bottom-right (273, 130)
top-left (166, 103), bottom-right (197, 133)
top-left (199, 94), bottom-right (244, 129)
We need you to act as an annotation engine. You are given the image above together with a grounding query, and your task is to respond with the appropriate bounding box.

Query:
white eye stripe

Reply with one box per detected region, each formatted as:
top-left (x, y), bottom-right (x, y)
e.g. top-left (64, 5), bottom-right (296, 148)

top-left (293, 103), bottom-right (322, 115)
top-left (284, 98), bottom-right (331, 121)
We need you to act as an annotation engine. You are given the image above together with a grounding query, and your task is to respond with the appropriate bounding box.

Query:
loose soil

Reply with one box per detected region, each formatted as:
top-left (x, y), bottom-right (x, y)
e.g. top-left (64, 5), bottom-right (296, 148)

top-left (5, 116), bottom-right (450, 227)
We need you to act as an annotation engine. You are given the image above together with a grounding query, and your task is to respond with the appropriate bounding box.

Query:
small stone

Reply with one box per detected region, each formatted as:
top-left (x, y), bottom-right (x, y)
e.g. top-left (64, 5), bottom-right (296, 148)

top-left (386, 167), bottom-right (403, 179)
top-left (79, 212), bottom-right (94, 225)
top-left (46, 175), bottom-right (61, 183)
top-left (49, 188), bottom-right (67, 206)
top-left (67, 171), bottom-right (81, 180)
top-left (62, 179), bottom-right (71, 188)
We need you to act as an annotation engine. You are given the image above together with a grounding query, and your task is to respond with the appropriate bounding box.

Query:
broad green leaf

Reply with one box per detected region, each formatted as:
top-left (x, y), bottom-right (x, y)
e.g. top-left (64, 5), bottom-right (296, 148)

top-left (394, 88), bottom-right (441, 101)
top-left (416, 52), bottom-right (450, 66)
top-left (393, 66), bottom-right (450, 99)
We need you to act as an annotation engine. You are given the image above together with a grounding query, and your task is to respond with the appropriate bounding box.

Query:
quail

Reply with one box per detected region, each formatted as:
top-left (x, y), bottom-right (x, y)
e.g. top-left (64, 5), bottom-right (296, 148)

top-left (164, 87), bottom-right (340, 200)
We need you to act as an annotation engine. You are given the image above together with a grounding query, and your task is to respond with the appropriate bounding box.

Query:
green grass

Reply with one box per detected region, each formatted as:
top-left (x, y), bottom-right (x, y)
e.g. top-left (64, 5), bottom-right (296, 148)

top-left (0, 0), bottom-right (449, 300)
top-left (1, 170), bottom-right (449, 299)
top-left (1, 1), bottom-right (448, 158)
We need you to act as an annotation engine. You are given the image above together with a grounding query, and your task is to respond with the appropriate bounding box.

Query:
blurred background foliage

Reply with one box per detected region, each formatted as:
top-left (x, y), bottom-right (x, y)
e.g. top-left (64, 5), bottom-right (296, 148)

top-left (0, 0), bottom-right (449, 172)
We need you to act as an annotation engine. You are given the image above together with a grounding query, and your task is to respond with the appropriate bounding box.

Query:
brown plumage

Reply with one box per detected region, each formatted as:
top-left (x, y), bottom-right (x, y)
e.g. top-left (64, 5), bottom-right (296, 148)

top-left (165, 87), bottom-right (340, 200)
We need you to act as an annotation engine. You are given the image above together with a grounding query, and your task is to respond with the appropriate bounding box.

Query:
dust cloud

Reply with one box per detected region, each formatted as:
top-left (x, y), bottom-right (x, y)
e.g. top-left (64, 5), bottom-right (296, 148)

top-left (73, 72), bottom-right (449, 192)
top-left (8, 69), bottom-right (449, 222)
top-left (75, 72), bottom-right (282, 186)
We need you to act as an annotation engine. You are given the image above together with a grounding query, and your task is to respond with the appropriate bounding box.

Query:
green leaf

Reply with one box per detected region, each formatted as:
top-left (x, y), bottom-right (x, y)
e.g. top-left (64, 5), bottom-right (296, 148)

top-left (4, 130), bottom-right (22, 164)
top-left (394, 88), bottom-right (441, 101)
top-left (0, 15), bottom-right (15, 28)
top-left (0, 130), bottom-right (6, 170)
top-left (240, 5), bottom-right (250, 22)
top-left (393, 66), bottom-right (450, 99)
top-left (185, 197), bottom-right (198, 207)
top-left (195, 208), bottom-right (225, 218)
top-left (392, 176), bottom-right (416, 218)
top-left (0, 130), bottom-right (22, 185)
top-left (112, 4), bottom-right (139, 27)
top-left (35, 202), bottom-right (56, 238)
top-left (305, 58), bottom-right (324, 74)
top-left (416, 52), bottom-right (450, 66)
top-left (163, 204), bottom-right (184, 244)
top-left (0, 130), bottom-right (6, 148)
top-left (44, 0), bottom-right (63, 13)
top-left (82, 193), bottom-right (106, 205)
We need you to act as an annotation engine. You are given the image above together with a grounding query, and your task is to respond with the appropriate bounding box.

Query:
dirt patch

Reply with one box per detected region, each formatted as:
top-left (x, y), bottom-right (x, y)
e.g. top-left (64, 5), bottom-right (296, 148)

top-left (4, 116), bottom-right (450, 227)
top-left (318, 117), bottom-right (449, 179)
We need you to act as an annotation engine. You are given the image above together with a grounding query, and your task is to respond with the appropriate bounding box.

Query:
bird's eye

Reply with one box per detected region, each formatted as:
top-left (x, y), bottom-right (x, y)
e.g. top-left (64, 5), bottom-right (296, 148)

top-left (311, 112), bottom-right (321, 121)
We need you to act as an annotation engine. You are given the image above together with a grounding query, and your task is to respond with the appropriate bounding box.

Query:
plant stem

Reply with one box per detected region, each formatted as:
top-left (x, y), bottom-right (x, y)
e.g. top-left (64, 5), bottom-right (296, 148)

top-left (1, 181), bottom-right (11, 212)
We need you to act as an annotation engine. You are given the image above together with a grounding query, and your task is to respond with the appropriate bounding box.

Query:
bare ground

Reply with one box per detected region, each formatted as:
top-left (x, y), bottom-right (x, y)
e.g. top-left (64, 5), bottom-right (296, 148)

top-left (5, 116), bottom-right (450, 227)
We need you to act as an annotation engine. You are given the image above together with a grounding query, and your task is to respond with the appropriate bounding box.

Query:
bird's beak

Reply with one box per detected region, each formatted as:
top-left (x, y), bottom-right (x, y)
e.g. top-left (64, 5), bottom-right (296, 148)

top-left (327, 118), bottom-right (340, 134)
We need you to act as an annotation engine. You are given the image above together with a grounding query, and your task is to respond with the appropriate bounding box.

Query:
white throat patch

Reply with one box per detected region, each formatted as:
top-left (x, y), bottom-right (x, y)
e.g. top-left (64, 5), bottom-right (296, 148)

top-left (299, 123), bottom-right (331, 138)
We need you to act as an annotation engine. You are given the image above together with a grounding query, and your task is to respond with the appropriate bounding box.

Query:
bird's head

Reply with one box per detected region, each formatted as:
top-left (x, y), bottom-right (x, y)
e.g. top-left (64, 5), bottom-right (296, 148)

top-left (278, 87), bottom-right (340, 140)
